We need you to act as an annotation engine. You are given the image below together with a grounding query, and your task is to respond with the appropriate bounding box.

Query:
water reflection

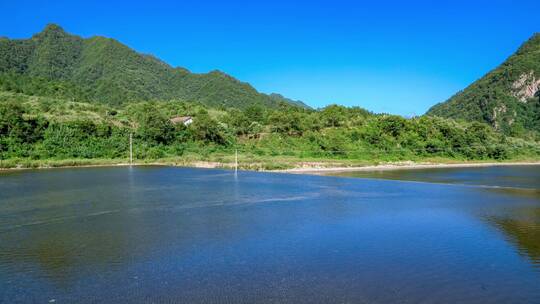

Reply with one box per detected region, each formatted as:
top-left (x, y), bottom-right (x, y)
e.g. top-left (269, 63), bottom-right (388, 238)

top-left (1, 166), bottom-right (540, 303)
top-left (331, 165), bottom-right (540, 190)
top-left (487, 206), bottom-right (540, 267)
top-left (334, 165), bottom-right (540, 271)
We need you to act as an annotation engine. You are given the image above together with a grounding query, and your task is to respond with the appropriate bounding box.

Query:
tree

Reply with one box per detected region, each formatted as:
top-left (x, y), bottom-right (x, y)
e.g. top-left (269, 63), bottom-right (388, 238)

top-left (378, 115), bottom-right (407, 138)
top-left (320, 104), bottom-right (348, 127)
top-left (268, 109), bottom-right (304, 136)
top-left (135, 104), bottom-right (175, 145)
top-left (191, 113), bottom-right (230, 145)
top-left (0, 101), bottom-right (47, 145)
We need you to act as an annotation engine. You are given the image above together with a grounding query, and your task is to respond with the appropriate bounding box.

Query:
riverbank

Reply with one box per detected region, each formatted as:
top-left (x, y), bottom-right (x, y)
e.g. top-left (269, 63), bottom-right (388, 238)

top-left (0, 158), bottom-right (228, 172)
top-left (1, 156), bottom-right (540, 173)
top-left (276, 160), bottom-right (540, 175)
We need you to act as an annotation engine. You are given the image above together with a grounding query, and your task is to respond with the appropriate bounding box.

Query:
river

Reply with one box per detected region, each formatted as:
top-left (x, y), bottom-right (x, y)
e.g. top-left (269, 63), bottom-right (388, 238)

top-left (1, 165), bottom-right (539, 303)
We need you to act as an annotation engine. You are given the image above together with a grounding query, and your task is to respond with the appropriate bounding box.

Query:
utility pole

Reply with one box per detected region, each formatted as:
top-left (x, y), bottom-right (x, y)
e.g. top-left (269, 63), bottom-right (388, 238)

top-left (129, 133), bottom-right (133, 164)
top-left (235, 149), bottom-right (238, 173)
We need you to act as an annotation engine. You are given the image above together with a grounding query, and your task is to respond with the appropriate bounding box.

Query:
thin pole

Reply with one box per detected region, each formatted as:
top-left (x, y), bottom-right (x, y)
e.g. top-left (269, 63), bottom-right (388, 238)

top-left (129, 133), bottom-right (133, 164)
top-left (235, 149), bottom-right (238, 173)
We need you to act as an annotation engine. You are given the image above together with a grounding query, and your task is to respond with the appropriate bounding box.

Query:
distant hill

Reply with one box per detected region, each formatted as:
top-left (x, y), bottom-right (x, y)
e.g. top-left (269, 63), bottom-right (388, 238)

top-left (427, 34), bottom-right (540, 135)
top-left (0, 24), bottom-right (310, 109)
top-left (267, 93), bottom-right (309, 108)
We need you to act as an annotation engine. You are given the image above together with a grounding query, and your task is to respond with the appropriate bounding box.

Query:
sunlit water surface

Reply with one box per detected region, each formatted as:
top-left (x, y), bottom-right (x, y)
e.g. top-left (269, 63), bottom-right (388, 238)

top-left (1, 165), bottom-right (539, 303)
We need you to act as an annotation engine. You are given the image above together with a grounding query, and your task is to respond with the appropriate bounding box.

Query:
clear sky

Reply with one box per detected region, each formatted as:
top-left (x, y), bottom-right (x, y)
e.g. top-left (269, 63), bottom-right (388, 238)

top-left (1, 0), bottom-right (538, 115)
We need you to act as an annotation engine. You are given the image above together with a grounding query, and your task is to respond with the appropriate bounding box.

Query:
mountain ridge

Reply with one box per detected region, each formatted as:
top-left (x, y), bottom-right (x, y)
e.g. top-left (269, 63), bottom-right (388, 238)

top-left (427, 33), bottom-right (540, 136)
top-left (0, 24), bottom-right (310, 109)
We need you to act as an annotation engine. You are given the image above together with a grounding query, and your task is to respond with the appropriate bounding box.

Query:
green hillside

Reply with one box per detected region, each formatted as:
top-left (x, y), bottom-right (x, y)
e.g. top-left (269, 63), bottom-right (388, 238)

top-left (1, 90), bottom-right (538, 169)
top-left (427, 33), bottom-right (540, 137)
top-left (0, 24), bottom-right (309, 109)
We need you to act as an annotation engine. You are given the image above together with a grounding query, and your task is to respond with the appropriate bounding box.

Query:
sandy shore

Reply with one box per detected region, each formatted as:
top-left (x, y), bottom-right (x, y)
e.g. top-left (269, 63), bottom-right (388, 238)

top-left (0, 160), bottom-right (233, 172)
top-left (276, 161), bottom-right (540, 175)
top-left (1, 159), bottom-right (539, 174)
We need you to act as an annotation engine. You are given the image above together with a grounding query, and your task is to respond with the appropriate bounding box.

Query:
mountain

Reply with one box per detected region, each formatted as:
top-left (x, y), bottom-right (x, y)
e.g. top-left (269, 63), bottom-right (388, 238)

top-left (267, 93), bottom-right (309, 108)
top-left (0, 24), bottom-right (309, 109)
top-left (427, 34), bottom-right (540, 135)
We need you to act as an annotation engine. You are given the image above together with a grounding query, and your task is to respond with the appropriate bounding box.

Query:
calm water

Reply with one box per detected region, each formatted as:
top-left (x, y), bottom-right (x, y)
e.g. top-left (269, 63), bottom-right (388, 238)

top-left (331, 165), bottom-right (540, 190)
top-left (0, 166), bottom-right (539, 303)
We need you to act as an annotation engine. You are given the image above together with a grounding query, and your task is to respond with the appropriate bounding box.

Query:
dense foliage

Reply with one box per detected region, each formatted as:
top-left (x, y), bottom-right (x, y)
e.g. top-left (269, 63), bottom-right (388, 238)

top-left (1, 91), bottom-right (538, 168)
top-left (427, 33), bottom-right (540, 137)
top-left (0, 24), bottom-right (309, 109)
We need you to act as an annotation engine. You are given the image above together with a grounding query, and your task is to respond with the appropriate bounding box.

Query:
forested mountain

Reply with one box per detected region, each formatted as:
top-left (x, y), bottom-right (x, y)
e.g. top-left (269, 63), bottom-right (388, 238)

top-left (0, 24), bottom-right (309, 109)
top-left (427, 33), bottom-right (540, 136)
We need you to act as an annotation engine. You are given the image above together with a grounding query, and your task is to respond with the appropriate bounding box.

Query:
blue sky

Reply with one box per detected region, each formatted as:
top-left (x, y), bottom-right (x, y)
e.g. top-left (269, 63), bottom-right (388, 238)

top-left (1, 0), bottom-right (538, 115)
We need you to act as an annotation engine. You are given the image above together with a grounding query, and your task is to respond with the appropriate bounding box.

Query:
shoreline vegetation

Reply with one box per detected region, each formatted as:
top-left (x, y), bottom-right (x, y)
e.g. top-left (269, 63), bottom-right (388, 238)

top-left (277, 160), bottom-right (540, 174)
top-left (2, 91), bottom-right (539, 173)
top-left (1, 156), bottom-right (539, 174)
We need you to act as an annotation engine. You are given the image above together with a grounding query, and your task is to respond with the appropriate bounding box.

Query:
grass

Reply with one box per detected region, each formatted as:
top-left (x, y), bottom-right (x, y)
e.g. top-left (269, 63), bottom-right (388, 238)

top-left (2, 152), bottom-right (539, 171)
top-left (0, 158), bottom-right (128, 169)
